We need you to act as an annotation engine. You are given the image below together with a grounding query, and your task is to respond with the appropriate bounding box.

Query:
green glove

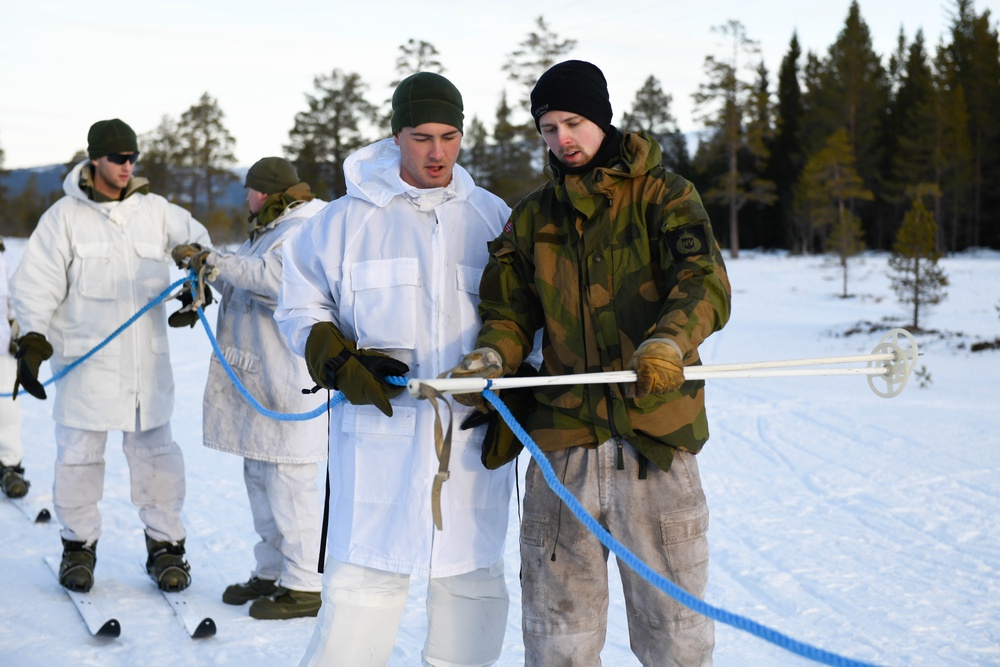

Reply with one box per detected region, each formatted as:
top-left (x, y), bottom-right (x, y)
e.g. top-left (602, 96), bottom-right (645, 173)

top-left (304, 321), bottom-right (410, 417)
top-left (459, 363), bottom-right (538, 470)
top-left (12, 332), bottom-right (53, 400)
top-left (168, 284), bottom-right (214, 328)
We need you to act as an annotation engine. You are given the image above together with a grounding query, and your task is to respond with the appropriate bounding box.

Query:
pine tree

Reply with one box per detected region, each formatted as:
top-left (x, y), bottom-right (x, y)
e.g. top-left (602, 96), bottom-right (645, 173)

top-left (461, 115), bottom-right (492, 189)
top-left (888, 195), bottom-right (948, 330)
top-left (800, 1), bottom-right (888, 247)
top-left (489, 91), bottom-right (537, 205)
top-left (391, 39), bottom-right (444, 85)
top-left (885, 32), bottom-right (937, 246)
top-left (503, 16), bottom-right (576, 167)
top-left (503, 16), bottom-right (576, 110)
top-left (771, 33), bottom-right (805, 251)
top-left (176, 92), bottom-right (239, 221)
top-left (622, 75), bottom-right (690, 173)
top-left (380, 40), bottom-right (446, 133)
top-left (795, 129), bottom-right (873, 296)
top-left (286, 70), bottom-right (377, 200)
top-left (944, 0), bottom-right (1000, 249)
top-left (138, 115), bottom-right (184, 204)
top-left (693, 20), bottom-right (775, 258)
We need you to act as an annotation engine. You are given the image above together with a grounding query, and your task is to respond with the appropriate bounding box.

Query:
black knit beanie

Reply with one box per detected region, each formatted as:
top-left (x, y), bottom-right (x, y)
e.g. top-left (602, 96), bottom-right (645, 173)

top-left (245, 157), bottom-right (299, 194)
top-left (391, 72), bottom-right (464, 134)
top-left (530, 60), bottom-right (613, 133)
top-left (87, 119), bottom-right (138, 159)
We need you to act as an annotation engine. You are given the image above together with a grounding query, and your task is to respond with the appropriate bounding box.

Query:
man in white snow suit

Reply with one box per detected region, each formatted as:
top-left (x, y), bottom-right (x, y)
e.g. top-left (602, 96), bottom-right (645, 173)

top-left (453, 61), bottom-right (732, 666)
top-left (170, 157), bottom-right (327, 620)
top-left (1, 237), bottom-right (29, 499)
top-left (10, 118), bottom-right (211, 593)
top-left (275, 72), bottom-right (514, 667)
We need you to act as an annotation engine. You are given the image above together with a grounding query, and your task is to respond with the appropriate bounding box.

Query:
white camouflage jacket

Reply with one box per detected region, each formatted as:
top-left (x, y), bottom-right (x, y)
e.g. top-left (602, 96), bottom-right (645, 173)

top-left (10, 160), bottom-right (210, 431)
top-left (202, 197), bottom-right (329, 463)
top-left (275, 138), bottom-right (513, 577)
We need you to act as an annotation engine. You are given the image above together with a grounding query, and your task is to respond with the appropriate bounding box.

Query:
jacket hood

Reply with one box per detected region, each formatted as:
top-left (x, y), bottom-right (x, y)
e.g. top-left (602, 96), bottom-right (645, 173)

top-left (64, 159), bottom-right (150, 203)
top-left (550, 131), bottom-right (664, 207)
top-left (343, 137), bottom-right (474, 209)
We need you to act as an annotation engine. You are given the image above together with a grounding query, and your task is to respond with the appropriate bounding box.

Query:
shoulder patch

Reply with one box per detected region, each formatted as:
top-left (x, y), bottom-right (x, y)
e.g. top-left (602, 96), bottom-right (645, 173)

top-left (666, 224), bottom-right (708, 259)
top-left (503, 218), bottom-right (513, 234)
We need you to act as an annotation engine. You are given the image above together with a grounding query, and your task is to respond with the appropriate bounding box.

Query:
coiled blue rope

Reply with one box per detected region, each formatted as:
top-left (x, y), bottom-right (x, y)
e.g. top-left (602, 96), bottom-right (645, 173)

top-left (482, 389), bottom-right (884, 667)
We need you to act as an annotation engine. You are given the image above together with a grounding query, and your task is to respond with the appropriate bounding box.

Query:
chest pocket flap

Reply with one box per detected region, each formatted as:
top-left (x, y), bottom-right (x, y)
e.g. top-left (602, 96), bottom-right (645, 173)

top-left (350, 258), bottom-right (420, 350)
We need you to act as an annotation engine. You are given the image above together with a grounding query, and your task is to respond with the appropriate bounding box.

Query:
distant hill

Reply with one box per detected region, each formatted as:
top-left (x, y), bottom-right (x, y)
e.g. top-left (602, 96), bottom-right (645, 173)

top-left (0, 165), bottom-right (64, 196)
top-left (0, 164), bottom-right (249, 210)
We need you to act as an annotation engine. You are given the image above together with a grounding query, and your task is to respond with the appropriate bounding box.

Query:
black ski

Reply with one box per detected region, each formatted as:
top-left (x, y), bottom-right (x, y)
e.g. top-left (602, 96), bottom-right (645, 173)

top-left (44, 556), bottom-right (120, 638)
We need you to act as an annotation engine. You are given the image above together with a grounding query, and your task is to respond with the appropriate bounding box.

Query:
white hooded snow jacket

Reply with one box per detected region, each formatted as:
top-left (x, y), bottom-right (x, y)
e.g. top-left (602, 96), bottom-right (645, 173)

top-left (10, 160), bottom-right (210, 431)
top-left (276, 138), bottom-right (513, 577)
top-left (1, 243), bottom-right (14, 355)
top-left (202, 197), bottom-right (329, 463)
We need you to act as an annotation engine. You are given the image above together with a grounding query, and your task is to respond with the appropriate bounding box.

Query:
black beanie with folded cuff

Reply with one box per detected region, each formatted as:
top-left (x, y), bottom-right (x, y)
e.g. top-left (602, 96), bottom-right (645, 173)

top-left (530, 60), bottom-right (613, 133)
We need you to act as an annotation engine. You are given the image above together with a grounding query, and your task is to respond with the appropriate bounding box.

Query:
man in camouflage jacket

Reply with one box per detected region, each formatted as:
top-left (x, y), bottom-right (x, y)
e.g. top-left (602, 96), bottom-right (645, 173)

top-left (454, 61), bottom-right (731, 666)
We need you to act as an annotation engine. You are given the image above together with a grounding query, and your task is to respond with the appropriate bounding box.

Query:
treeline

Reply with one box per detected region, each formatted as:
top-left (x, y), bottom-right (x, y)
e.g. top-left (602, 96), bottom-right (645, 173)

top-left (1, 0), bottom-right (998, 253)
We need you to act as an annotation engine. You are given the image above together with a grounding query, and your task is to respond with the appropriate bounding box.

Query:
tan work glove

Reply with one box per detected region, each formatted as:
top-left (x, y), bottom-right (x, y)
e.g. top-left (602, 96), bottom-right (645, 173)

top-left (628, 339), bottom-right (685, 399)
top-left (447, 347), bottom-right (503, 412)
top-left (171, 244), bottom-right (213, 276)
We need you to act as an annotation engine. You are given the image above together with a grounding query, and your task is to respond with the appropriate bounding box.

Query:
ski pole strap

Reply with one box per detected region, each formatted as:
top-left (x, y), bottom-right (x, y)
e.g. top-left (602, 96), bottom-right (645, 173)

top-left (412, 381), bottom-right (453, 531)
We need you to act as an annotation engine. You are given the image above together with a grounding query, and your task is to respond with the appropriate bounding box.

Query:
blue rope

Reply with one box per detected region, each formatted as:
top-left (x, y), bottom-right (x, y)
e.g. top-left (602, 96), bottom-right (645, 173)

top-left (0, 277), bottom-right (188, 399)
top-left (482, 389), bottom-right (884, 667)
top-left (193, 304), bottom-right (345, 420)
top-left (0, 274), bottom-right (886, 666)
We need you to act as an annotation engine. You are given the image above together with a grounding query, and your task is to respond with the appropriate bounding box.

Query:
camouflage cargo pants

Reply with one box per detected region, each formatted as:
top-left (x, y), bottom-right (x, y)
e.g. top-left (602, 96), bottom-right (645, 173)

top-left (520, 439), bottom-right (714, 667)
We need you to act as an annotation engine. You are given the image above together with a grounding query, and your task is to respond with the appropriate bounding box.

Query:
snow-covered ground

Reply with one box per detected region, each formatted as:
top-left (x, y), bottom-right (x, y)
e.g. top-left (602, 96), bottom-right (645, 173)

top-left (1, 238), bottom-right (998, 667)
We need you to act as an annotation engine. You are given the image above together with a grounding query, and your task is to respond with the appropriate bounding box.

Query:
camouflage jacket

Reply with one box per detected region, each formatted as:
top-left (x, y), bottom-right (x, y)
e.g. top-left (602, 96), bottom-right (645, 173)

top-left (475, 131), bottom-right (731, 472)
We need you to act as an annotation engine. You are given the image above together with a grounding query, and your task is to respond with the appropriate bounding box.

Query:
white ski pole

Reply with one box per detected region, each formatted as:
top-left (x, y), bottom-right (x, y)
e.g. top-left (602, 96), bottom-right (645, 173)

top-left (409, 328), bottom-right (919, 400)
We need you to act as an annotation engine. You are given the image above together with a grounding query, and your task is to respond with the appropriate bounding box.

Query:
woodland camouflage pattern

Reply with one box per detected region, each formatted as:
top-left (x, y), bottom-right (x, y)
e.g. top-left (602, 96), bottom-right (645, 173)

top-left (475, 131), bottom-right (731, 473)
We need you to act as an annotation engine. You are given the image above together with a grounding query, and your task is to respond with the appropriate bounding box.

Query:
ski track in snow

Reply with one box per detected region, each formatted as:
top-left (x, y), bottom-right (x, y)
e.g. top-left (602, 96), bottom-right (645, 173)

top-left (1, 243), bottom-right (999, 667)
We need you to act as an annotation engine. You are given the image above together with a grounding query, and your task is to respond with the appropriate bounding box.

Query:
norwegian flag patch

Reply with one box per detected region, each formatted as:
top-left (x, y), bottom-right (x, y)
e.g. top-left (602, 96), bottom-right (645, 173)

top-left (503, 219), bottom-right (513, 234)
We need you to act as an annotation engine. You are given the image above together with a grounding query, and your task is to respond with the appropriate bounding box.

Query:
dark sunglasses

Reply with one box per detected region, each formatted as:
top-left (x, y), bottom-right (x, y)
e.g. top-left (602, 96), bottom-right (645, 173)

top-left (106, 152), bottom-right (140, 165)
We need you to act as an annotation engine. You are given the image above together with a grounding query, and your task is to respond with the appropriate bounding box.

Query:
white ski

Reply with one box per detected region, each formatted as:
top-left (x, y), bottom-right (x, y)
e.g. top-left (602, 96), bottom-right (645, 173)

top-left (140, 562), bottom-right (216, 638)
top-left (44, 556), bottom-right (120, 638)
top-left (156, 588), bottom-right (217, 638)
top-left (10, 494), bottom-right (52, 523)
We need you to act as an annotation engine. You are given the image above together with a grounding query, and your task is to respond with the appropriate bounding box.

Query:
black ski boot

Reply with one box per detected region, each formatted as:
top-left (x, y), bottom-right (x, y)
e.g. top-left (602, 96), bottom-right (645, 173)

top-left (223, 575), bottom-right (278, 605)
top-left (0, 462), bottom-right (29, 498)
top-left (59, 538), bottom-right (97, 592)
top-left (145, 533), bottom-right (191, 592)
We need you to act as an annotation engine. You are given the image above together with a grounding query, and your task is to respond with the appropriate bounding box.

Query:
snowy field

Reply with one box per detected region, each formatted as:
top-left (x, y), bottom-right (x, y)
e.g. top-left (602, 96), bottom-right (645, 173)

top-left (1, 237), bottom-right (998, 667)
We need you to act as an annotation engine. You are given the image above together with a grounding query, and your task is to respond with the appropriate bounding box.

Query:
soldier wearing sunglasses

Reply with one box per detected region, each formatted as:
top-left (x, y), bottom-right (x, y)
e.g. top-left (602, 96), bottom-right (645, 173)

top-left (9, 118), bottom-right (211, 595)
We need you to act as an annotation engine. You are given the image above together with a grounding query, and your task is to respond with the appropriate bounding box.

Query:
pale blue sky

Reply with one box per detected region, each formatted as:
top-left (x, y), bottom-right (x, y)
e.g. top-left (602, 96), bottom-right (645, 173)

top-left (0, 0), bottom-right (989, 170)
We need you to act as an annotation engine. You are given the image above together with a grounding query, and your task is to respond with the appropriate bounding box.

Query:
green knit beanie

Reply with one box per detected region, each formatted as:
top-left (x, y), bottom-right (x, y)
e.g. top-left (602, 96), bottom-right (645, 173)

top-left (87, 119), bottom-right (138, 159)
top-left (244, 157), bottom-right (299, 194)
top-left (391, 72), bottom-right (464, 135)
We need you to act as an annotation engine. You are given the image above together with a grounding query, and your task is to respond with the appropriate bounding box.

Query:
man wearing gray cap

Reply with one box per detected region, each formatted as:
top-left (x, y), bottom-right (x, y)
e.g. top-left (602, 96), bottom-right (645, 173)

top-left (276, 72), bottom-right (514, 667)
top-left (171, 157), bottom-right (328, 620)
top-left (10, 118), bottom-right (211, 594)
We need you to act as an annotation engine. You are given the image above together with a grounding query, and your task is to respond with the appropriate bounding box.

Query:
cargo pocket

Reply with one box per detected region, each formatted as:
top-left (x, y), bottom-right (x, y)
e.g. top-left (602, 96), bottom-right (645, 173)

top-left (350, 258), bottom-right (419, 350)
top-left (341, 404), bottom-right (418, 504)
top-left (74, 243), bottom-right (116, 300)
top-left (658, 502), bottom-right (709, 585)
